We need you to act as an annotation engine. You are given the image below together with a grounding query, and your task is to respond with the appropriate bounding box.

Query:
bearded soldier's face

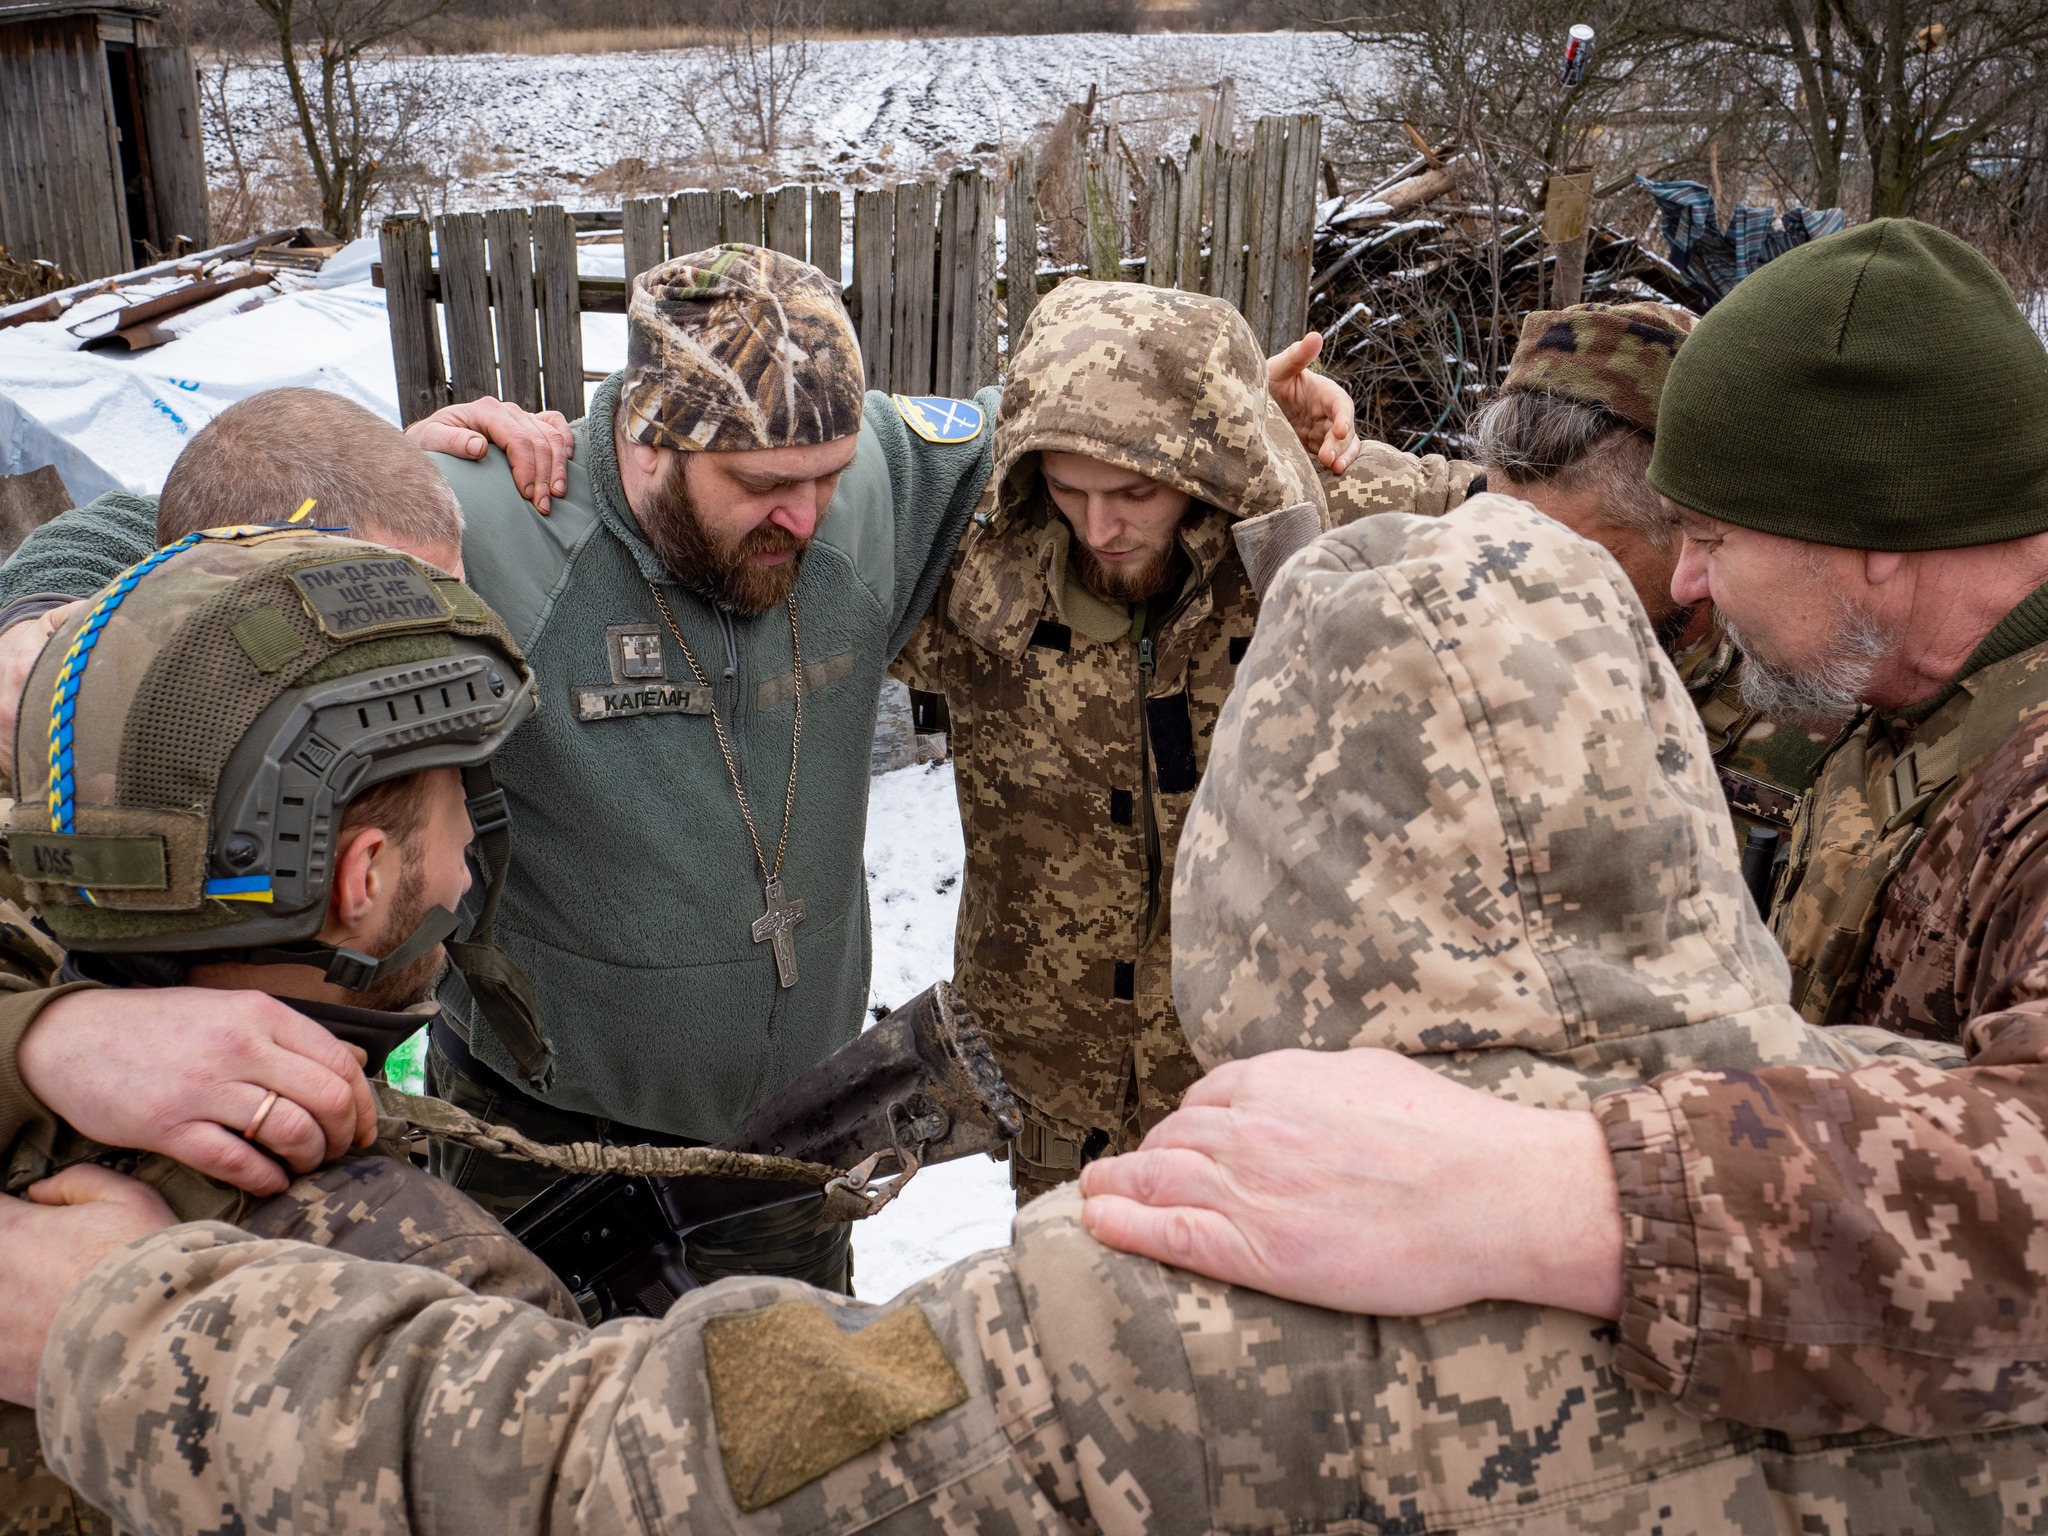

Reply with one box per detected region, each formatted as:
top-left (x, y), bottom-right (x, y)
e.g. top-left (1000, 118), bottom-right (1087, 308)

top-left (635, 438), bottom-right (858, 614)
top-left (1041, 452), bottom-right (1195, 604)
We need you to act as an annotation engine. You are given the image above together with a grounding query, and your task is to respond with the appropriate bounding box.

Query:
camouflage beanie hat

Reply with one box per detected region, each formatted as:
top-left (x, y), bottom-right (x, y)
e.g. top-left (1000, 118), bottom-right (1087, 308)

top-left (1651, 218), bottom-right (2048, 551)
top-left (621, 244), bottom-right (864, 454)
top-left (1503, 301), bottom-right (1695, 433)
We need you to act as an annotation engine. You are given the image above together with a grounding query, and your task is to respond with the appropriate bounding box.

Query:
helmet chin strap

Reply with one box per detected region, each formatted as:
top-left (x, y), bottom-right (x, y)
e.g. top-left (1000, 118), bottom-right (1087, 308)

top-left (231, 904), bottom-right (464, 994)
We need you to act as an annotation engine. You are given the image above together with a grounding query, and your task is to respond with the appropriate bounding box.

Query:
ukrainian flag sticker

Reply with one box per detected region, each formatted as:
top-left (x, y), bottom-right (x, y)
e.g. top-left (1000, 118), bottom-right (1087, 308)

top-left (892, 395), bottom-right (984, 444)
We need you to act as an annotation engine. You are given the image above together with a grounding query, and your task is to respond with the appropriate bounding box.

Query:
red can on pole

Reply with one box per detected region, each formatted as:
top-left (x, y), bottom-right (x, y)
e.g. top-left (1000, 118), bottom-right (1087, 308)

top-left (1559, 23), bottom-right (1595, 87)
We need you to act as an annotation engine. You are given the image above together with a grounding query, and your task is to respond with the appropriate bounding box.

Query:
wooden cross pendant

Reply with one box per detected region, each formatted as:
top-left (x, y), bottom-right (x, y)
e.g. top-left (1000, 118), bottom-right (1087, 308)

top-left (751, 876), bottom-right (806, 989)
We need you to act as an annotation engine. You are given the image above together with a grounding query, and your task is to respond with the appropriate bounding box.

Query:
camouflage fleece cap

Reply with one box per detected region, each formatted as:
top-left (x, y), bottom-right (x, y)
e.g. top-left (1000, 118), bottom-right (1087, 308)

top-left (1504, 301), bottom-right (1696, 433)
top-left (1173, 496), bottom-right (1854, 1107)
top-left (621, 244), bottom-right (864, 454)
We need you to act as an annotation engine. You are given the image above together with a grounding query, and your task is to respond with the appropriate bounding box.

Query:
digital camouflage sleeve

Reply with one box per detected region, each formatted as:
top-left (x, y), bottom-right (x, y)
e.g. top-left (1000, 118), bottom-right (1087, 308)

top-left (1594, 712), bottom-right (2048, 1438)
top-left (37, 498), bottom-right (2048, 1536)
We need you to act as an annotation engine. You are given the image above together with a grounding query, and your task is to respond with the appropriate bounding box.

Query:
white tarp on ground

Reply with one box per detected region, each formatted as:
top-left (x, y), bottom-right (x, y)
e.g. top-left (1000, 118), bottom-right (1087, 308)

top-left (0, 237), bottom-right (635, 506)
top-left (0, 239), bottom-right (396, 505)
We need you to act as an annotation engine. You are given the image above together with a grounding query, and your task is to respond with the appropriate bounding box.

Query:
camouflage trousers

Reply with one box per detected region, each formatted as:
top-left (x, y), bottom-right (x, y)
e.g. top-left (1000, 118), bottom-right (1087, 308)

top-left (426, 1038), bottom-right (854, 1294)
top-left (41, 1187), bottom-right (2048, 1536)
top-left (3, 1148), bottom-right (574, 1536)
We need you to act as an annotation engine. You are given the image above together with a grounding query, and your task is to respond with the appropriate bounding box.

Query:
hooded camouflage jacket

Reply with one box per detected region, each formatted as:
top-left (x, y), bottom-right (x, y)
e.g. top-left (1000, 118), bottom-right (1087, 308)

top-left (891, 280), bottom-right (1325, 1148)
top-left (39, 499), bottom-right (2048, 1536)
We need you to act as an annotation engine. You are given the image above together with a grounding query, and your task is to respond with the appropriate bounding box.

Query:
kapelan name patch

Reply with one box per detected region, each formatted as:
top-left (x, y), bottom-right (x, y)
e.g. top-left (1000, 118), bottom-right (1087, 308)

top-left (291, 557), bottom-right (450, 638)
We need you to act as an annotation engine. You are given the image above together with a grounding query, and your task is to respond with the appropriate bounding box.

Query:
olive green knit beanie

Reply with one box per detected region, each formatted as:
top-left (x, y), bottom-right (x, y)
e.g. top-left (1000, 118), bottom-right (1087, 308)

top-left (1649, 218), bottom-right (2048, 551)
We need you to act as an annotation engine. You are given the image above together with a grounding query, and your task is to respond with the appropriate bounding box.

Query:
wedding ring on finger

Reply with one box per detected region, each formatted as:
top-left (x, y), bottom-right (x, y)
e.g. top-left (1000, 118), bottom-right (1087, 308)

top-left (243, 1089), bottom-right (282, 1144)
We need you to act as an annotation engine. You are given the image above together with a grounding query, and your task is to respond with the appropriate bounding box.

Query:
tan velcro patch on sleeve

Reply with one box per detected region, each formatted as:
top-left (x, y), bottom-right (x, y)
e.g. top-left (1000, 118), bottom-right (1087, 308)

top-left (704, 1299), bottom-right (968, 1512)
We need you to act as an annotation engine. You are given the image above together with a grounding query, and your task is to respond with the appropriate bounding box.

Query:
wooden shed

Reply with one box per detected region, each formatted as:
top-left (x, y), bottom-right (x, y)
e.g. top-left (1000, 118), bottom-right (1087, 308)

top-left (0, 1), bottom-right (210, 281)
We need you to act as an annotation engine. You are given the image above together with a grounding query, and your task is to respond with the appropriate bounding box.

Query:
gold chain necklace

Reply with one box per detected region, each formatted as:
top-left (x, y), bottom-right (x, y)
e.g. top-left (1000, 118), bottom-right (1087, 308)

top-left (647, 582), bottom-right (807, 988)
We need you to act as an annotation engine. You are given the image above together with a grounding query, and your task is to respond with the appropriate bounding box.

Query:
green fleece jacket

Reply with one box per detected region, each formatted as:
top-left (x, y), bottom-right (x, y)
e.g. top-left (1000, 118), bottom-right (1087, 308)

top-left (0, 377), bottom-right (996, 1137)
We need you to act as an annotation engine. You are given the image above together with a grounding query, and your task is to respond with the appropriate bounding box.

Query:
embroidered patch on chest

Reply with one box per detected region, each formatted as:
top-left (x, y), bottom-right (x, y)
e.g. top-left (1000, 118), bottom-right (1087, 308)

top-left (573, 683), bottom-right (714, 721)
top-left (892, 395), bottom-right (984, 444)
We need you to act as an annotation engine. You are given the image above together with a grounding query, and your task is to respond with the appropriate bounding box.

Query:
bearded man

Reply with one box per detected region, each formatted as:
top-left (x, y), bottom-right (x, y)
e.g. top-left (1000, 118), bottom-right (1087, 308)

top-left (892, 280), bottom-right (1327, 1199)
top-left (1083, 217), bottom-right (2048, 1446)
top-left (0, 245), bottom-right (1358, 1290)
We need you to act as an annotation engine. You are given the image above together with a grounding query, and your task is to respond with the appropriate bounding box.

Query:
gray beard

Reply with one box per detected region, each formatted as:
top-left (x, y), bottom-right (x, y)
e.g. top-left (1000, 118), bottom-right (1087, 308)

top-left (1725, 594), bottom-right (1894, 728)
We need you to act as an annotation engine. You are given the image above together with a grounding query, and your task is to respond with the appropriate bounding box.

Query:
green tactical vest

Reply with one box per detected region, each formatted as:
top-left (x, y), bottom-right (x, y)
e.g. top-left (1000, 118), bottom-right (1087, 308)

top-left (1771, 634), bottom-right (2048, 1025)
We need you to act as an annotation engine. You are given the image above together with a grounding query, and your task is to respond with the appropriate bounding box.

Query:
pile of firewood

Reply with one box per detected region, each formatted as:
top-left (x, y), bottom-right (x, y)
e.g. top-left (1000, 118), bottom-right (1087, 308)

top-left (1307, 147), bottom-right (1698, 454)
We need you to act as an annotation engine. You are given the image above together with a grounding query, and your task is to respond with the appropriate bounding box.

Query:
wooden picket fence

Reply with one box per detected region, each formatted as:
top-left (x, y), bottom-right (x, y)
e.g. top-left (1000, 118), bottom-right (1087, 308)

top-left (376, 112), bottom-right (1322, 428)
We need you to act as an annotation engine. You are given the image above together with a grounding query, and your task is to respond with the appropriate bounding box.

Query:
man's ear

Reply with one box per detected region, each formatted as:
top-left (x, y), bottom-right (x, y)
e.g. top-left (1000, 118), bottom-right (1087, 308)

top-left (325, 824), bottom-right (389, 939)
top-left (1864, 550), bottom-right (1906, 585)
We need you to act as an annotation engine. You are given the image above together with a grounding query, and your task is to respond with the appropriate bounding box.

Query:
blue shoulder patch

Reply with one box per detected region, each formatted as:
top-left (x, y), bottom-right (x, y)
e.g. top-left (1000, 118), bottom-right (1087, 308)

top-left (891, 395), bottom-right (984, 445)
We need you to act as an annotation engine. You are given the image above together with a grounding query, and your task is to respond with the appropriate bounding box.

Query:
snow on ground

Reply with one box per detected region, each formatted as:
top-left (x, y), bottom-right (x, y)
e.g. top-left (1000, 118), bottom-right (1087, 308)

top-left (853, 759), bottom-right (1018, 1301)
top-left (216, 32), bottom-right (1363, 209)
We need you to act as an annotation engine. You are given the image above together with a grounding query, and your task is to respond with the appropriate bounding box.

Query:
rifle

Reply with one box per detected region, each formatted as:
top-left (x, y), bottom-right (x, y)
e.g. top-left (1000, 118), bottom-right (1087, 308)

top-left (506, 981), bottom-right (1021, 1319)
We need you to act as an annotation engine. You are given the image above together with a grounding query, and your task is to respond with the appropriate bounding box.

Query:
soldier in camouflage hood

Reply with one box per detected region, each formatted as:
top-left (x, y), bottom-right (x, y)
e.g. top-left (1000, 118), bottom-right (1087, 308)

top-left (1089, 218), bottom-right (2048, 1452)
top-left (11, 494), bottom-right (2046, 1534)
top-left (892, 279), bottom-right (1326, 1198)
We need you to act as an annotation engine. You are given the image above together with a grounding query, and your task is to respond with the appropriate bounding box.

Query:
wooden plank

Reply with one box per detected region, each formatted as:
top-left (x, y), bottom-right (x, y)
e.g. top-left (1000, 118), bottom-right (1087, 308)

top-left (1003, 151), bottom-right (1039, 365)
top-left (1144, 156), bottom-right (1178, 288)
top-left (809, 186), bottom-right (842, 282)
top-left (721, 189), bottom-right (763, 246)
top-left (1084, 158), bottom-right (1119, 281)
top-left (1210, 147), bottom-right (1251, 310)
top-left (379, 213), bottom-right (446, 427)
top-left (532, 202), bottom-right (585, 416)
top-left (434, 211), bottom-right (494, 403)
top-left (1176, 133), bottom-right (1208, 293)
top-left (1268, 114), bottom-right (1323, 351)
top-left (136, 46), bottom-right (209, 251)
top-left (851, 186), bottom-right (894, 391)
top-left (621, 195), bottom-right (666, 283)
top-left (934, 170), bottom-right (998, 395)
top-left (765, 184), bottom-right (808, 259)
top-left (974, 173), bottom-right (999, 390)
top-left (934, 170), bottom-right (969, 396)
top-left (1240, 117), bottom-right (1286, 343)
top-left (668, 190), bottom-right (720, 258)
top-left (889, 181), bottom-right (936, 396)
top-left (484, 205), bottom-right (541, 412)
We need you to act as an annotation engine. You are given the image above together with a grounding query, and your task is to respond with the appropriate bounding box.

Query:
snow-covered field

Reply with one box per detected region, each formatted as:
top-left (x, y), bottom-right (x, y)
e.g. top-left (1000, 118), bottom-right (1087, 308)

top-left (215, 32), bottom-right (1363, 209)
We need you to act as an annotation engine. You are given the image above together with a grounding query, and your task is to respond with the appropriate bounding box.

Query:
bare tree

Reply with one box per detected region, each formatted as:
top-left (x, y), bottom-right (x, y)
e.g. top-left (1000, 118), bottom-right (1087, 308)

top-left (705, 0), bottom-right (819, 168)
top-left (239, 0), bottom-right (463, 236)
top-left (1671, 0), bottom-right (2048, 217)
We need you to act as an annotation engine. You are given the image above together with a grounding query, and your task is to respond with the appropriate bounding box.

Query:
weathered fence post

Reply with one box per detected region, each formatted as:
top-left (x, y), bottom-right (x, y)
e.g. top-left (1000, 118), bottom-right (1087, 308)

top-left (669, 191), bottom-right (720, 257)
top-left (484, 206), bottom-right (541, 412)
top-left (379, 213), bottom-right (445, 427)
top-left (852, 186), bottom-right (895, 391)
top-left (810, 187), bottom-right (842, 280)
top-left (721, 190), bottom-right (764, 246)
top-left (936, 169), bottom-right (996, 395)
top-left (434, 210), bottom-right (494, 403)
top-left (1267, 114), bottom-right (1323, 353)
top-left (532, 203), bottom-right (584, 416)
top-left (1145, 156), bottom-right (1179, 288)
top-left (890, 181), bottom-right (937, 395)
top-left (622, 195), bottom-right (666, 281)
top-left (766, 184), bottom-right (808, 259)
top-left (1005, 151), bottom-right (1039, 364)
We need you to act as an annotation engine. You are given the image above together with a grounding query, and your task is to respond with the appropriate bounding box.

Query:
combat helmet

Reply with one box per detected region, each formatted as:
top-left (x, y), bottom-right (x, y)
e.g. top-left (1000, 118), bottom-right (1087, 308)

top-left (6, 526), bottom-right (534, 1003)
